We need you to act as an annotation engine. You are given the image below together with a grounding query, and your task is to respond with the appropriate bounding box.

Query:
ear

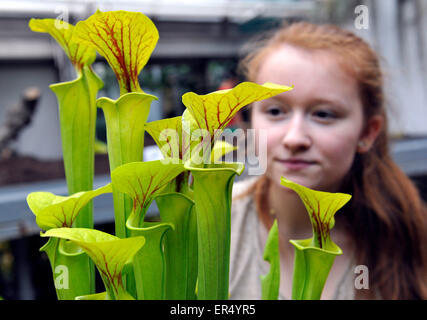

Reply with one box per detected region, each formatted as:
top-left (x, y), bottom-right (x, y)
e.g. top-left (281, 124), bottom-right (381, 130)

top-left (357, 115), bottom-right (383, 153)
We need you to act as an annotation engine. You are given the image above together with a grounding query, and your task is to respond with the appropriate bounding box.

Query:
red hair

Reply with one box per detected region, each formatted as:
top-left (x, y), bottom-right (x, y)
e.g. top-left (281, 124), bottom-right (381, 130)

top-left (237, 22), bottom-right (427, 299)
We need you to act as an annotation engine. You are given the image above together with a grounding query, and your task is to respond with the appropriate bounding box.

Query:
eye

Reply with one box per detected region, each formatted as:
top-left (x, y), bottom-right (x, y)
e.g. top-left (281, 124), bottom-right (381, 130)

top-left (264, 105), bottom-right (287, 118)
top-left (268, 107), bottom-right (282, 116)
top-left (312, 109), bottom-right (337, 121)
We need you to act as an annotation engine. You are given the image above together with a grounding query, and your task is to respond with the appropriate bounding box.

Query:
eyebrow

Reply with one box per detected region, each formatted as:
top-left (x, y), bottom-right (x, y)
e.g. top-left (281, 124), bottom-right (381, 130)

top-left (258, 96), bottom-right (349, 110)
top-left (308, 97), bottom-right (348, 109)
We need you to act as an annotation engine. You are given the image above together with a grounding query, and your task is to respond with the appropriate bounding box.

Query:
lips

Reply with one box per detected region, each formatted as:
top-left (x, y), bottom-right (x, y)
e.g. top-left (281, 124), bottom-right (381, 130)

top-left (276, 158), bottom-right (316, 170)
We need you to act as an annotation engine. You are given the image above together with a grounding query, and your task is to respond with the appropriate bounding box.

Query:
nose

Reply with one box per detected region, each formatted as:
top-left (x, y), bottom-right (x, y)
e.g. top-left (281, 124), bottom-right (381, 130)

top-left (281, 112), bottom-right (312, 152)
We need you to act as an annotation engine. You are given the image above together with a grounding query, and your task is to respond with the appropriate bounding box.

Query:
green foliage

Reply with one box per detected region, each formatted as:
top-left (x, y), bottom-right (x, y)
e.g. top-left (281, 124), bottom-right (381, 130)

top-left (27, 184), bottom-right (112, 230)
top-left (42, 228), bottom-right (145, 300)
top-left (26, 9), bottom-right (351, 302)
top-left (111, 160), bottom-right (185, 226)
top-left (281, 177), bottom-right (351, 300)
top-left (261, 220), bottom-right (280, 300)
top-left (280, 177), bottom-right (351, 250)
top-left (29, 16), bottom-right (105, 297)
top-left (29, 18), bottom-right (96, 71)
top-left (74, 10), bottom-right (159, 95)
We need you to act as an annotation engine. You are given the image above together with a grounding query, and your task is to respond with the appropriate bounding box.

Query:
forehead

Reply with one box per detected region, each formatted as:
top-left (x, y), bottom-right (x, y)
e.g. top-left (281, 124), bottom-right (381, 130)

top-left (256, 45), bottom-right (360, 106)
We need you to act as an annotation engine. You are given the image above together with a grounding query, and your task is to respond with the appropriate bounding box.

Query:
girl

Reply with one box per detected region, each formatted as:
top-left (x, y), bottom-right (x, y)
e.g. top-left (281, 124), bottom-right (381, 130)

top-left (229, 22), bottom-right (427, 300)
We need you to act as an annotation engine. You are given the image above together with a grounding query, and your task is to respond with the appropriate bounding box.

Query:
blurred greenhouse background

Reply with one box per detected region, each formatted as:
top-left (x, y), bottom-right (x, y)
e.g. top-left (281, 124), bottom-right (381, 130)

top-left (0, 0), bottom-right (426, 299)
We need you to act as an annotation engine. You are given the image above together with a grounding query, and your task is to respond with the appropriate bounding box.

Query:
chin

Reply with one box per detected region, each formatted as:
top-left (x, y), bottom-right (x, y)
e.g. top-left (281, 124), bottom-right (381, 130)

top-left (273, 171), bottom-right (307, 185)
top-left (275, 174), bottom-right (321, 191)
top-left (269, 172), bottom-right (302, 189)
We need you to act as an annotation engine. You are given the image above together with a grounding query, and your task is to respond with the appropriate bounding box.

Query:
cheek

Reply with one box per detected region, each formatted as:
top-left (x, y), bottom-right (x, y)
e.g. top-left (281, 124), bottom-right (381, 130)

top-left (252, 124), bottom-right (282, 158)
top-left (318, 129), bottom-right (359, 171)
top-left (251, 112), bottom-right (265, 156)
top-left (251, 116), bottom-right (283, 176)
top-left (265, 129), bottom-right (283, 155)
top-left (253, 127), bottom-right (284, 179)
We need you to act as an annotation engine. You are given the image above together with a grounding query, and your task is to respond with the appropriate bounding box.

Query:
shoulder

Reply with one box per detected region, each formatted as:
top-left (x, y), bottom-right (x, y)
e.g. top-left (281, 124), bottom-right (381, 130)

top-left (232, 176), bottom-right (259, 200)
top-left (231, 176), bottom-right (259, 220)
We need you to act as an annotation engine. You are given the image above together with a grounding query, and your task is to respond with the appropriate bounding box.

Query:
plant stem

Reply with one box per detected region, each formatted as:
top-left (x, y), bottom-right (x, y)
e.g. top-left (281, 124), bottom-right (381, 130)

top-left (290, 238), bottom-right (342, 300)
top-left (185, 161), bottom-right (244, 300)
top-left (127, 220), bottom-right (172, 300)
top-left (156, 192), bottom-right (198, 299)
top-left (50, 65), bottom-right (103, 296)
top-left (41, 238), bottom-right (92, 300)
top-left (97, 92), bottom-right (157, 239)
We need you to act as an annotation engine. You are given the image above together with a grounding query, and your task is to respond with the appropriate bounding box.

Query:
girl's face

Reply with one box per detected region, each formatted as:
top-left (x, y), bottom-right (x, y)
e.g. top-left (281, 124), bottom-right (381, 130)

top-left (252, 45), bottom-right (367, 192)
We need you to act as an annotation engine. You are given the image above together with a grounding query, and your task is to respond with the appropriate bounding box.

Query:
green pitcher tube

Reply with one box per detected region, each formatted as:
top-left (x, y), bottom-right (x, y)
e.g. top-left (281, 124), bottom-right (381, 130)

top-left (156, 192), bottom-right (198, 300)
top-left (49, 65), bottom-right (103, 296)
top-left (41, 238), bottom-right (92, 300)
top-left (185, 161), bottom-right (244, 300)
top-left (127, 220), bottom-right (173, 300)
top-left (50, 65), bottom-right (103, 229)
top-left (97, 92), bottom-right (158, 239)
top-left (290, 238), bottom-right (343, 300)
top-left (97, 92), bottom-right (157, 298)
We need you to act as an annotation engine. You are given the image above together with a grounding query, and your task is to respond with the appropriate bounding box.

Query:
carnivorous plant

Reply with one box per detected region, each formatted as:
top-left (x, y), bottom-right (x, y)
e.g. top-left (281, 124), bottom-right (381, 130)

top-left (26, 9), bottom-right (351, 301)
